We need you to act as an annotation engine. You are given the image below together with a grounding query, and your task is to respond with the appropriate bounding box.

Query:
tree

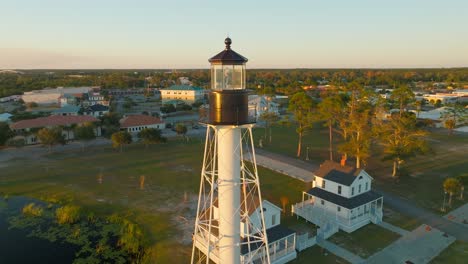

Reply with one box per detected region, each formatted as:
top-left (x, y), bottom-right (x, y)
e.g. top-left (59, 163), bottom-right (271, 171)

top-left (457, 175), bottom-right (466, 200)
top-left (444, 119), bottom-right (456, 135)
top-left (259, 111), bottom-right (279, 144)
top-left (377, 114), bottom-right (429, 177)
top-left (317, 94), bottom-right (344, 161)
top-left (37, 127), bottom-right (66, 153)
top-left (288, 92), bottom-right (314, 157)
top-left (175, 123), bottom-right (188, 141)
top-left (444, 177), bottom-right (460, 207)
top-left (26, 101), bottom-right (38, 109)
top-left (339, 109), bottom-right (372, 168)
top-left (74, 122), bottom-right (96, 151)
top-left (442, 104), bottom-right (467, 135)
top-left (111, 131), bottom-right (132, 152)
top-left (414, 100), bottom-right (424, 118)
top-left (0, 122), bottom-right (13, 146)
top-left (390, 85), bottom-right (415, 117)
top-left (138, 128), bottom-right (166, 148)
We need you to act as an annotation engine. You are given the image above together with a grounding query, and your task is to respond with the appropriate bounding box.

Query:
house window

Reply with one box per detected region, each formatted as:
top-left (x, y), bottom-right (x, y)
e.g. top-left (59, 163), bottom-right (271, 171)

top-left (272, 214), bottom-right (276, 226)
top-left (365, 182), bottom-right (369, 191)
top-left (352, 187), bottom-right (355, 195)
top-left (337, 206), bottom-right (341, 212)
top-left (322, 180), bottom-right (326, 189)
top-left (338, 186), bottom-right (342, 195)
top-left (321, 200), bottom-right (325, 205)
top-left (358, 184), bottom-right (362, 193)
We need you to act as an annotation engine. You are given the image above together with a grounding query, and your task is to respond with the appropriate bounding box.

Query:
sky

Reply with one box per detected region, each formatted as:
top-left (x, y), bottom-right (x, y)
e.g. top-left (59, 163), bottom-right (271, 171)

top-left (0, 0), bottom-right (467, 69)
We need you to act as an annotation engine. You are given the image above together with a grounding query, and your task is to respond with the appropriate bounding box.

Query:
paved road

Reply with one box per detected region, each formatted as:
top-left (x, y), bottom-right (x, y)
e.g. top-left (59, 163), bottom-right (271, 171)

top-left (317, 240), bottom-right (365, 264)
top-left (367, 225), bottom-right (455, 264)
top-left (253, 148), bottom-right (468, 242)
top-left (252, 149), bottom-right (318, 182)
top-left (377, 190), bottom-right (468, 242)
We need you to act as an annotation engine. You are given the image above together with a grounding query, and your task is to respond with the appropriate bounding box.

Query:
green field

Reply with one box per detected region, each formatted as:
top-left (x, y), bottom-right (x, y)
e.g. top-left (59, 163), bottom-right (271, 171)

top-left (328, 224), bottom-right (401, 258)
top-left (430, 241), bottom-right (468, 264)
top-left (2, 123), bottom-right (466, 262)
top-left (254, 124), bottom-right (468, 214)
top-left (0, 139), bottom-right (312, 262)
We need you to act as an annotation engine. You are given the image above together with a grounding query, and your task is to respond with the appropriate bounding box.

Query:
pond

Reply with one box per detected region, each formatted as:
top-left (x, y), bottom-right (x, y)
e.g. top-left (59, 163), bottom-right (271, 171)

top-left (0, 196), bottom-right (77, 264)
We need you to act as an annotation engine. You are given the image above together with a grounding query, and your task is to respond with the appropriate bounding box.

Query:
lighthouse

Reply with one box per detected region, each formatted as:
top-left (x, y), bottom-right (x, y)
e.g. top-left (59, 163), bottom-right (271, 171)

top-left (191, 38), bottom-right (270, 264)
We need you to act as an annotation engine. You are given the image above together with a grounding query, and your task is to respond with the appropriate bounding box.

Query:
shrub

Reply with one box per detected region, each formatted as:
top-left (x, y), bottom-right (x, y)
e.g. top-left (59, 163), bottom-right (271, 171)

top-left (56, 205), bottom-right (81, 224)
top-left (22, 203), bottom-right (43, 217)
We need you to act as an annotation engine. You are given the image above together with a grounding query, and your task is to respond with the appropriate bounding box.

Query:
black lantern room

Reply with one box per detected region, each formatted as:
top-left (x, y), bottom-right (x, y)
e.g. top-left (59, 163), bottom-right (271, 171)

top-left (207, 38), bottom-right (252, 125)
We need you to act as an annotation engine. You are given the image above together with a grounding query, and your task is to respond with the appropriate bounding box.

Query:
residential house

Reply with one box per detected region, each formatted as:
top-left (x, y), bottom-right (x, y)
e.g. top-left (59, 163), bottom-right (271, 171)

top-left (51, 105), bottom-right (81, 116)
top-left (10, 115), bottom-right (100, 145)
top-left (85, 91), bottom-right (109, 106)
top-left (415, 106), bottom-right (467, 128)
top-left (293, 160), bottom-right (383, 233)
top-left (0, 95), bottom-right (21, 103)
top-left (59, 94), bottom-right (79, 107)
top-left (160, 85), bottom-right (205, 104)
top-left (119, 115), bottom-right (166, 134)
top-left (193, 199), bottom-right (297, 264)
top-left (83, 104), bottom-right (109, 117)
top-left (22, 87), bottom-right (95, 105)
top-left (0, 113), bottom-right (13, 123)
top-left (248, 95), bottom-right (280, 121)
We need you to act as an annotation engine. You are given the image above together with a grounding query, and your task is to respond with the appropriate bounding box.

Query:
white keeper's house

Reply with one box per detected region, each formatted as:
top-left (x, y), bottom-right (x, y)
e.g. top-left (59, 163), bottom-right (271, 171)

top-left (193, 199), bottom-right (297, 264)
top-left (292, 160), bottom-right (383, 233)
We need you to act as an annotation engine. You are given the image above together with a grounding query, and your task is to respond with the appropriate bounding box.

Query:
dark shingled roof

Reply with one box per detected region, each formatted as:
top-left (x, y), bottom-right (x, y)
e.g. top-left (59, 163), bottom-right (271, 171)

top-left (241, 225), bottom-right (295, 255)
top-left (307, 187), bottom-right (382, 210)
top-left (86, 104), bottom-right (109, 112)
top-left (315, 160), bottom-right (362, 186)
top-left (209, 38), bottom-right (248, 64)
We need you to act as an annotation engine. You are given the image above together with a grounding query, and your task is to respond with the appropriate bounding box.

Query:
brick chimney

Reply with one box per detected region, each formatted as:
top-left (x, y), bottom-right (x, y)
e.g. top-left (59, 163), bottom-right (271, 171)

top-left (340, 156), bottom-right (346, 167)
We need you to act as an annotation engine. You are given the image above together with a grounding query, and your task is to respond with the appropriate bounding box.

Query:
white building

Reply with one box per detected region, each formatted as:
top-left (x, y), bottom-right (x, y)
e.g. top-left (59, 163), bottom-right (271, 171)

top-left (85, 91), bottom-right (109, 106)
top-left (416, 106), bottom-right (468, 128)
top-left (422, 93), bottom-right (460, 105)
top-left (119, 114), bottom-right (166, 134)
top-left (0, 95), bottom-right (21, 103)
top-left (194, 199), bottom-right (297, 264)
top-left (0, 113), bottom-right (13, 123)
top-left (248, 95), bottom-right (280, 121)
top-left (10, 115), bottom-right (101, 145)
top-left (22, 87), bottom-right (96, 105)
top-left (293, 160), bottom-right (383, 233)
top-left (160, 85), bottom-right (205, 104)
top-left (178, 77), bottom-right (192, 85)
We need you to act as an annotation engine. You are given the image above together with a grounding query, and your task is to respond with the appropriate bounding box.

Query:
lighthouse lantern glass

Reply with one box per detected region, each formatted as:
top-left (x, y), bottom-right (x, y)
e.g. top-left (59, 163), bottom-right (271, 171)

top-left (211, 64), bottom-right (245, 90)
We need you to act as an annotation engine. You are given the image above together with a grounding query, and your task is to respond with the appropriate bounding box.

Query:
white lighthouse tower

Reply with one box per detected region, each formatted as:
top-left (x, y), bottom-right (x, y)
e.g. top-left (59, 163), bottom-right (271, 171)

top-left (191, 38), bottom-right (270, 264)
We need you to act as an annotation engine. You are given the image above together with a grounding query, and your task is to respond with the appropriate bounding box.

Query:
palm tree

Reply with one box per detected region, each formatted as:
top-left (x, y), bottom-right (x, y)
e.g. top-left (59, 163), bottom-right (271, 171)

top-left (444, 178), bottom-right (460, 207)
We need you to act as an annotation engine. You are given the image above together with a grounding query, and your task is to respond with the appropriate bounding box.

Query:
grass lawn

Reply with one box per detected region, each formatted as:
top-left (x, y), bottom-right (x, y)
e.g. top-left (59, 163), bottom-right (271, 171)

top-left (256, 124), bottom-right (468, 214)
top-left (253, 123), bottom-right (331, 161)
top-left (382, 207), bottom-right (421, 231)
top-left (291, 245), bottom-right (349, 264)
top-left (430, 241), bottom-right (468, 264)
top-left (368, 131), bottom-right (468, 214)
top-left (328, 224), bottom-right (401, 258)
top-left (0, 138), bottom-right (309, 262)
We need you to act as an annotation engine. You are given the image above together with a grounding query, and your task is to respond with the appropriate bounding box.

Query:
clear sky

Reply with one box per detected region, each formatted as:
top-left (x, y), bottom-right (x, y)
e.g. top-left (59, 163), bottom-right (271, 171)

top-left (0, 0), bottom-right (467, 69)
